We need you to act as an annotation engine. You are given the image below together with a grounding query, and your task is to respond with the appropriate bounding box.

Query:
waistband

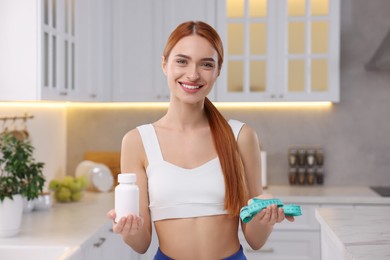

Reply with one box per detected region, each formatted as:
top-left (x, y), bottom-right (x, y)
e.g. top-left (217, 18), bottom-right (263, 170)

top-left (153, 245), bottom-right (246, 260)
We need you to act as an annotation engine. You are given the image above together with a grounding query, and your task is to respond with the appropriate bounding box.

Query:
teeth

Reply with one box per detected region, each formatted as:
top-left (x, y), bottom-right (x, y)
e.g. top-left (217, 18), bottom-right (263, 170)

top-left (181, 83), bottom-right (200, 90)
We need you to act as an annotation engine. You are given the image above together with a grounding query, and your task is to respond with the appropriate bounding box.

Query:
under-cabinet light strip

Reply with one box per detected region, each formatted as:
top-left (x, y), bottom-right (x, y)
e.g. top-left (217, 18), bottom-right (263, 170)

top-left (0, 101), bottom-right (332, 109)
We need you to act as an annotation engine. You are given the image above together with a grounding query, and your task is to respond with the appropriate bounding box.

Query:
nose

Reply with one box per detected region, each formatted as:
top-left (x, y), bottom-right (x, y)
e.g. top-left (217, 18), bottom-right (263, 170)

top-left (187, 66), bottom-right (200, 81)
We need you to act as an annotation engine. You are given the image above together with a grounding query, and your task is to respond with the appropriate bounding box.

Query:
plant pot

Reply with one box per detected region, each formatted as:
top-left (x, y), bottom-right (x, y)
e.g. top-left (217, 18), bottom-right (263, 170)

top-left (0, 194), bottom-right (23, 237)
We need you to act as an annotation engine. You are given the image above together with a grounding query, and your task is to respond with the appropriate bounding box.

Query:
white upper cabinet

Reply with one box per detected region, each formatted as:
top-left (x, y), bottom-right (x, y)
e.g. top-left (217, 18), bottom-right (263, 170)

top-left (110, 0), bottom-right (156, 102)
top-left (75, 0), bottom-right (111, 101)
top-left (41, 0), bottom-right (77, 100)
top-left (111, 0), bottom-right (216, 102)
top-left (44, 0), bottom-right (111, 101)
top-left (216, 0), bottom-right (340, 102)
top-left (0, 0), bottom-right (44, 101)
top-left (0, 0), bottom-right (109, 101)
top-left (0, 0), bottom-right (339, 102)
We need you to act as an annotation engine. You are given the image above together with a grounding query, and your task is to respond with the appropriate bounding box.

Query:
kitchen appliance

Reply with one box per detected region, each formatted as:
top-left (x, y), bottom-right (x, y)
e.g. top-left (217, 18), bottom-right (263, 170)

top-left (84, 151), bottom-right (121, 186)
top-left (370, 186), bottom-right (390, 197)
top-left (75, 160), bottom-right (114, 192)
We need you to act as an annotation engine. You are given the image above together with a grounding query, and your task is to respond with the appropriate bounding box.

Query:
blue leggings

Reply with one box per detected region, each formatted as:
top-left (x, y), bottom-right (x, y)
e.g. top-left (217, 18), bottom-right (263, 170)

top-left (153, 245), bottom-right (247, 260)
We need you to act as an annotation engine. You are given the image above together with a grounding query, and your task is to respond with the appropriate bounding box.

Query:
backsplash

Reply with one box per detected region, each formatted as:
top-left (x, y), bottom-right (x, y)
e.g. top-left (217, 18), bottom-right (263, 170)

top-left (65, 101), bottom-right (389, 187)
top-left (0, 105), bottom-right (67, 191)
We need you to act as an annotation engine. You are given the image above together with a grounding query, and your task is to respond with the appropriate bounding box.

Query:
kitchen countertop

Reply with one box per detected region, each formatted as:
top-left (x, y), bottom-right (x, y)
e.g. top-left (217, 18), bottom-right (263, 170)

top-left (265, 185), bottom-right (390, 205)
top-left (315, 207), bottom-right (390, 260)
top-left (0, 192), bottom-right (114, 248)
top-left (0, 185), bottom-right (389, 258)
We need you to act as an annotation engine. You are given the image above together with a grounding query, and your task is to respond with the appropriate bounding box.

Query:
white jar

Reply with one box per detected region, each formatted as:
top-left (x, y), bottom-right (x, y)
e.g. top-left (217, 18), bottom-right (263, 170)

top-left (115, 173), bottom-right (139, 222)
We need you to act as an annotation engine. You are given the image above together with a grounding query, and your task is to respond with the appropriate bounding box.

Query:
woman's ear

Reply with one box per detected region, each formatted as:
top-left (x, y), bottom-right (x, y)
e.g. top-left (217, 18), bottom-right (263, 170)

top-left (161, 56), bottom-right (167, 75)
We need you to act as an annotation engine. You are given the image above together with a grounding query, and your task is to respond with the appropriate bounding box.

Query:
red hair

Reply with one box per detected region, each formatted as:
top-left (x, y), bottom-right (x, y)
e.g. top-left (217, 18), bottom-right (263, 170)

top-left (163, 21), bottom-right (248, 216)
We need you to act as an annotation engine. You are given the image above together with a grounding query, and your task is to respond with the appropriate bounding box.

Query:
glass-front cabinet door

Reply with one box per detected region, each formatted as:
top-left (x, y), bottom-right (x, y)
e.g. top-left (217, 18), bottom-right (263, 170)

top-left (216, 0), bottom-right (340, 102)
top-left (41, 0), bottom-right (77, 100)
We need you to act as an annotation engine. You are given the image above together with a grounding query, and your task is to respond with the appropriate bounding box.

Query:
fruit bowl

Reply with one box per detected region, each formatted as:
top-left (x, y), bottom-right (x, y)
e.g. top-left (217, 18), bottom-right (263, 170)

top-left (49, 176), bottom-right (88, 203)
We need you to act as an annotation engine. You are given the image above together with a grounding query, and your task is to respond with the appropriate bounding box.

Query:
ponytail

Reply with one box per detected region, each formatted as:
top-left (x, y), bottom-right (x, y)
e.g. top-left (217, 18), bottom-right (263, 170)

top-left (204, 98), bottom-right (248, 216)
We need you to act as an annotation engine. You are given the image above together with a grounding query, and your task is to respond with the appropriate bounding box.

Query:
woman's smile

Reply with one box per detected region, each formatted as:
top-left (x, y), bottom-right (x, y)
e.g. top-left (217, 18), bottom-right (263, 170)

top-left (179, 81), bottom-right (204, 93)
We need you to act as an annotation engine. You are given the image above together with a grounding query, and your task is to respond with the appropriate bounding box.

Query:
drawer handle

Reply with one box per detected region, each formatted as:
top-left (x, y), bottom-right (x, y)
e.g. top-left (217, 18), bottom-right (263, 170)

top-left (93, 237), bottom-right (106, 248)
top-left (245, 247), bottom-right (274, 253)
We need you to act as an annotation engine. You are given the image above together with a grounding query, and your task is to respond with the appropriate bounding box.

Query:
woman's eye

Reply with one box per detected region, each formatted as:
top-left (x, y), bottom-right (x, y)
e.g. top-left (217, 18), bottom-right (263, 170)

top-left (176, 59), bottom-right (187, 65)
top-left (202, 63), bottom-right (214, 68)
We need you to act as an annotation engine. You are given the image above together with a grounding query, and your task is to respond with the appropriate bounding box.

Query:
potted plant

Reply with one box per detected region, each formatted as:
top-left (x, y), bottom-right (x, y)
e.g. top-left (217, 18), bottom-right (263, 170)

top-left (0, 133), bottom-right (45, 237)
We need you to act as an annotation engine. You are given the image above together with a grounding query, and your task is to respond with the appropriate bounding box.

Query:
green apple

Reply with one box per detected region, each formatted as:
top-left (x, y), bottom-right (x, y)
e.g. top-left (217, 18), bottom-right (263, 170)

top-left (55, 187), bottom-right (71, 202)
top-left (49, 179), bottom-right (61, 192)
top-left (71, 191), bottom-right (83, 202)
top-left (69, 180), bottom-right (82, 192)
top-left (62, 176), bottom-right (75, 188)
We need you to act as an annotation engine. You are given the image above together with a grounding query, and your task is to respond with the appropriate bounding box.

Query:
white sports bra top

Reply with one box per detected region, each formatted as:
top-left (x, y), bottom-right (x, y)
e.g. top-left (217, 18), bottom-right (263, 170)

top-left (137, 119), bottom-right (245, 221)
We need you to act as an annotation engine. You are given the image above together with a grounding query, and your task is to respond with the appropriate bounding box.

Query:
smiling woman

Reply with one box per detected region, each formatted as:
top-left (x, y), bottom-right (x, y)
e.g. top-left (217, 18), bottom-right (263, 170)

top-left (106, 21), bottom-right (294, 260)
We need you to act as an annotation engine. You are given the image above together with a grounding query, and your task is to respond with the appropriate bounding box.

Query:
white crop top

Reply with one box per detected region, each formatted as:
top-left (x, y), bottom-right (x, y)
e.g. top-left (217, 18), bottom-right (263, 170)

top-left (137, 119), bottom-right (245, 221)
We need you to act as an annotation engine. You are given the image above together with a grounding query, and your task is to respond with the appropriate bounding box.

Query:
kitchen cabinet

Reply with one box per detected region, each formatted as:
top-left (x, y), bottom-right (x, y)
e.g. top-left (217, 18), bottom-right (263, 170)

top-left (239, 204), bottom-right (321, 260)
top-left (1, 0), bottom-right (340, 103)
top-left (0, 0), bottom-right (69, 101)
top-left (238, 203), bottom-right (356, 260)
top-left (111, 0), bottom-right (217, 102)
top-left (77, 220), bottom-right (159, 260)
top-left (74, 0), bottom-right (111, 102)
top-left (42, 0), bottom-right (78, 101)
top-left (77, 221), bottom-right (137, 260)
top-left (215, 0), bottom-right (340, 102)
top-left (44, 0), bottom-right (111, 101)
top-left (0, 0), bottom-right (109, 101)
top-left (0, 0), bottom-right (48, 100)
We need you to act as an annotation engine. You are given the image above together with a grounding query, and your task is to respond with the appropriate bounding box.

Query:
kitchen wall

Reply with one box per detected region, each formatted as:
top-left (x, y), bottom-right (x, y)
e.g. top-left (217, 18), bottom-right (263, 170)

top-left (0, 104), bottom-right (67, 191)
top-left (1, 0), bottom-right (389, 187)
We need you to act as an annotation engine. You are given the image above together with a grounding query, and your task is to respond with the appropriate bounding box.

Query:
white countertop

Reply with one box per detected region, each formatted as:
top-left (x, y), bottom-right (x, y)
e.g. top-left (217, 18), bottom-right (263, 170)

top-left (265, 185), bottom-right (390, 205)
top-left (0, 191), bottom-right (114, 248)
top-left (315, 207), bottom-right (390, 260)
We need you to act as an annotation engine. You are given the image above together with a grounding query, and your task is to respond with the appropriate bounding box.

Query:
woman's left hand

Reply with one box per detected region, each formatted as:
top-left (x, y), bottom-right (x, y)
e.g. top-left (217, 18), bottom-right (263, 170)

top-left (249, 194), bottom-right (295, 226)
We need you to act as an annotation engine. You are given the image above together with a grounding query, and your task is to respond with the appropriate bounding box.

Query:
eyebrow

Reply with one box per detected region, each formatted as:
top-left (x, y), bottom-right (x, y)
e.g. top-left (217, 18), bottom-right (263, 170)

top-left (174, 54), bottom-right (216, 63)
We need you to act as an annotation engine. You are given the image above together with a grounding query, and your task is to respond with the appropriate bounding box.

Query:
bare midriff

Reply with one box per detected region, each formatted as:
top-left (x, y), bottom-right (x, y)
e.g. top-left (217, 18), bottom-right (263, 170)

top-left (154, 214), bottom-right (241, 260)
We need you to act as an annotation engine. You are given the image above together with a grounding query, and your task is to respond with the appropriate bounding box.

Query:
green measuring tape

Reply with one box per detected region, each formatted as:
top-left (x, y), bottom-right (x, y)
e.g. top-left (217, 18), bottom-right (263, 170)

top-left (240, 198), bottom-right (302, 223)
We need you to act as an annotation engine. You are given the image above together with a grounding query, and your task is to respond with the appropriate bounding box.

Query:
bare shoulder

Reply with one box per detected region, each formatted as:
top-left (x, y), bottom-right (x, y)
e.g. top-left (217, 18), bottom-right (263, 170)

top-left (121, 128), bottom-right (146, 171)
top-left (237, 123), bottom-right (260, 149)
top-left (122, 128), bottom-right (142, 147)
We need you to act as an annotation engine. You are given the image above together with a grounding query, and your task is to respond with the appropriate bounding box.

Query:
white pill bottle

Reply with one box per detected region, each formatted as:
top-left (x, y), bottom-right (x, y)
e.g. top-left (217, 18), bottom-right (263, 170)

top-left (115, 173), bottom-right (139, 222)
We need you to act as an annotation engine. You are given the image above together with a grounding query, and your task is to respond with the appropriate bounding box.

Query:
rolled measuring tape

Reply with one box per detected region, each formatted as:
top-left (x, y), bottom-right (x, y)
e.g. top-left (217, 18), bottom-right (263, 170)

top-left (240, 198), bottom-right (302, 223)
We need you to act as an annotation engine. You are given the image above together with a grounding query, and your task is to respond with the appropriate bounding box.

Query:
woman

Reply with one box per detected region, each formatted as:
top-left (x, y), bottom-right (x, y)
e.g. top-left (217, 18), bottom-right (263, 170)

top-left (107, 21), bottom-right (294, 260)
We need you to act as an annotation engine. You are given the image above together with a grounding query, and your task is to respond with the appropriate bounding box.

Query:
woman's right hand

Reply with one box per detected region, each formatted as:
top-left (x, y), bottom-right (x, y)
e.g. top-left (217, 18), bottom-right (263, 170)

top-left (107, 209), bottom-right (144, 236)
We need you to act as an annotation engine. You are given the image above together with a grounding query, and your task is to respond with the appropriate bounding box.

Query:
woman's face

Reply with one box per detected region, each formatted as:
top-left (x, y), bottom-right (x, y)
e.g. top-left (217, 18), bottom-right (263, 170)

top-left (162, 35), bottom-right (219, 104)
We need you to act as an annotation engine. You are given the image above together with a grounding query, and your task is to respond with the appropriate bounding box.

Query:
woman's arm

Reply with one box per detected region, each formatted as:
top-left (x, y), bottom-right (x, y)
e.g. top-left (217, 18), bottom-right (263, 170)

top-left (237, 124), bottom-right (292, 250)
top-left (107, 128), bottom-right (152, 254)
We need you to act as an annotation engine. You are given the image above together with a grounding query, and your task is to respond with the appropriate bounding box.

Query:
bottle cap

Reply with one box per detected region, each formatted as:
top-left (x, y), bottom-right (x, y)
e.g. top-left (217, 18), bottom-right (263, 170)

top-left (118, 173), bottom-right (136, 183)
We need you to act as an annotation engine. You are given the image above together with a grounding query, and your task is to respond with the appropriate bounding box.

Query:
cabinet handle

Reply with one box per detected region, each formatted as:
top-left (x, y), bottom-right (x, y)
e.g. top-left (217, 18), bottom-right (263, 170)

top-left (90, 94), bottom-right (97, 98)
top-left (245, 247), bottom-right (274, 253)
top-left (59, 92), bottom-right (68, 96)
top-left (93, 237), bottom-right (106, 248)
